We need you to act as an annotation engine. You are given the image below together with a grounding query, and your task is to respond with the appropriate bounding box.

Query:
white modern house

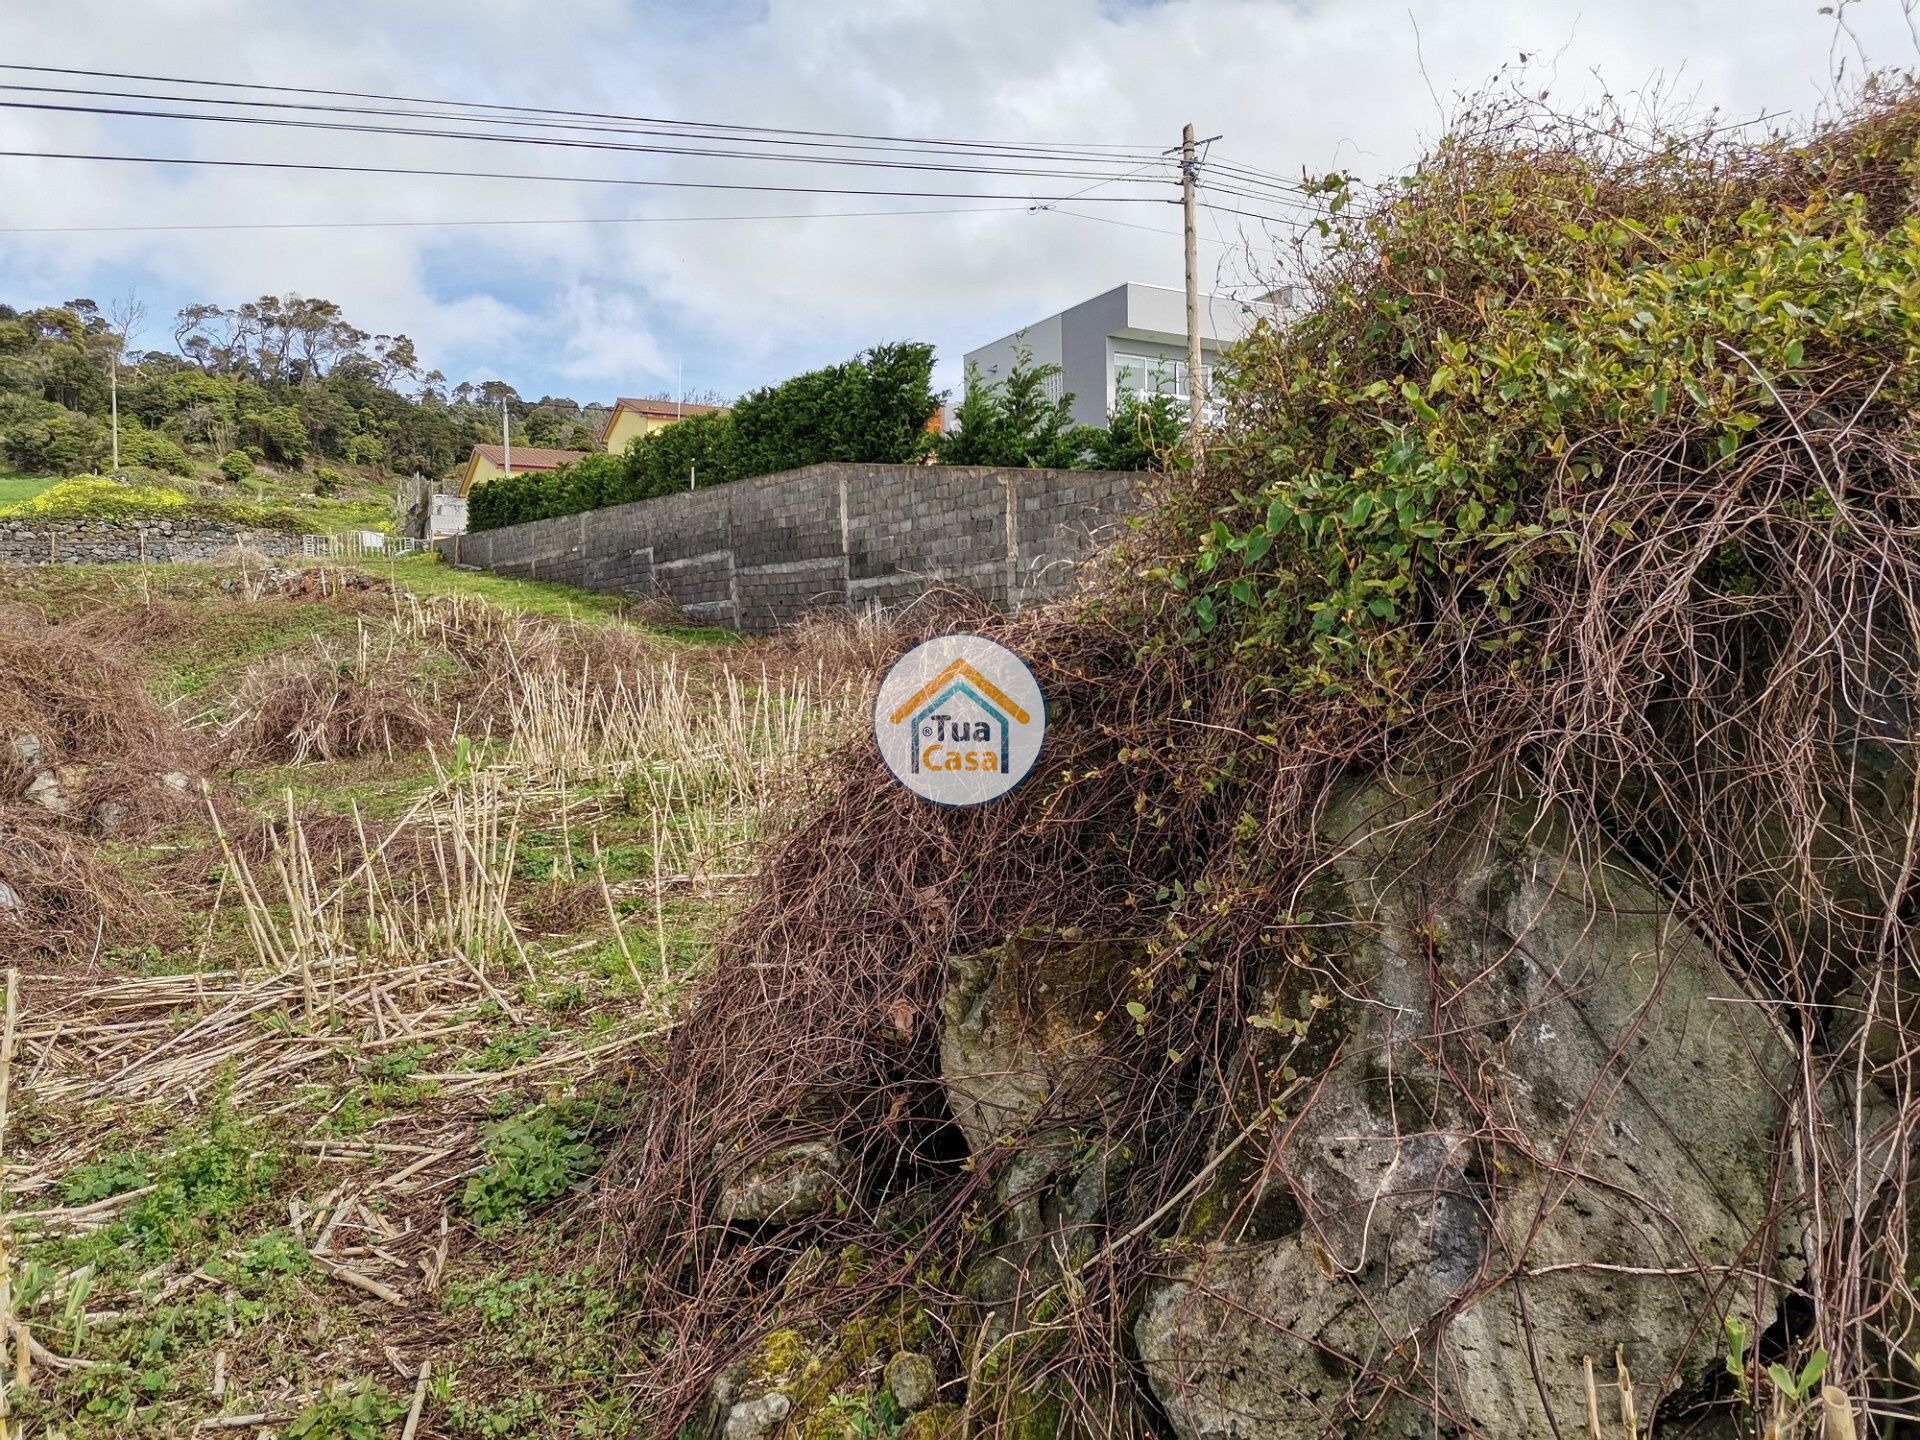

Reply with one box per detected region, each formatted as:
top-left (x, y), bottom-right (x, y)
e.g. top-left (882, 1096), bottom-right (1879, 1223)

top-left (962, 283), bottom-right (1289, 427)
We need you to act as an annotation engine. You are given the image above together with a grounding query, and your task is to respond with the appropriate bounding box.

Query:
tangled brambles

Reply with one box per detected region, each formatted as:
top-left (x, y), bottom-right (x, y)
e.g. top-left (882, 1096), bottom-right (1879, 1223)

top-left (0, 609), bottom-right (208, 957)
top-left (222, 626), bottom-right (442, 764)
top-left (602, 85), bottom-right (1920, 1437)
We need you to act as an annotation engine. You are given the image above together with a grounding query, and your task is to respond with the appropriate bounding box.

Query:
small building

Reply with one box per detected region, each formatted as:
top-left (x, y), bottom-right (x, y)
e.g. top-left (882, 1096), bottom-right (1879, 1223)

top-left (963, 283), bottom-right (1290, 429)
top-left (598, 397), bottom-right (729, 455)
top-left (429, 493), bottom-right (468, 540)
top-left (457, 443), bottom-right (586, 497)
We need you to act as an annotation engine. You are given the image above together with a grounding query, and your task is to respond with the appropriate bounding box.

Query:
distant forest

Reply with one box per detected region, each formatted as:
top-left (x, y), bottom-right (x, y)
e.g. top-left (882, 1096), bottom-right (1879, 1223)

top-left (0, 292), bottom-right (618, 481)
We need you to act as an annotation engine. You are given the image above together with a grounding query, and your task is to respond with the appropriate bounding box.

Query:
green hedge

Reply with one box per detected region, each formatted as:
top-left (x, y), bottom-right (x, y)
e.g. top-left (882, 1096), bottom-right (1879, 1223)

top-left (469, 343), bottom-right (938, 532)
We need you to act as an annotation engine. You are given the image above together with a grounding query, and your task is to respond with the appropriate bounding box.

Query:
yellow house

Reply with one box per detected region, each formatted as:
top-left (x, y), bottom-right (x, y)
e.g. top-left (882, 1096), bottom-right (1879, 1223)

top-left (598, 396), bottom-right (728, 455)
top-left (457, 443), bottom-right (586, 497)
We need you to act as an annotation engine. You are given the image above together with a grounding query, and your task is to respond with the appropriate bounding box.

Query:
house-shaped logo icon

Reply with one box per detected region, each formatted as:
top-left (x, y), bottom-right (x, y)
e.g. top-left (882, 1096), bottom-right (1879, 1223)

top-left (874, 637), bottom-right (1046, 806)
top-left (887, 658), bottom-right (1033, 774)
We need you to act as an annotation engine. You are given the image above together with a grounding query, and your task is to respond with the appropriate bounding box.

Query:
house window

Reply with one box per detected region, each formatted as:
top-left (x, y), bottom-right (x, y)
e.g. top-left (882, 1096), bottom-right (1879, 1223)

top-left (1112, 352), bottom-right (1214, 410)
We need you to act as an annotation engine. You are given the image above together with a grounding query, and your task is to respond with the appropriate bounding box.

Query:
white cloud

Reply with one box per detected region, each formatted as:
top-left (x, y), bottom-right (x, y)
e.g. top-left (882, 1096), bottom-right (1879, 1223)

top-left (548, 284), bottom-right (671, 387)
top-left (1, 0), bottom-right (1913, 403)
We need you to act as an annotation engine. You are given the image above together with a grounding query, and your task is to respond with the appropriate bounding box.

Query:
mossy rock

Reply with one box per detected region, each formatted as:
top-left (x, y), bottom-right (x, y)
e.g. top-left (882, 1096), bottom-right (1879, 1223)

top-left (896, 1403), bottom-right (963, 1440)
top-left (1136, 782), bottom-right (1795, 1440)
top-left (939, 936), bottom-right (1139, 1157)
top-left (712, 1300), bottom-right (934, 1437)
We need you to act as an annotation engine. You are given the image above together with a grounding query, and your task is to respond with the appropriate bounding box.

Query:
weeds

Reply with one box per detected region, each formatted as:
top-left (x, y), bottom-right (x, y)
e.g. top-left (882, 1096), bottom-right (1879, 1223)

top-left (0, 557), bottom-right (865, 1438)
top-left (464, 1101), bottom-right (605, 1227)
top-left (285, 1379), bottom-right (408, 1440)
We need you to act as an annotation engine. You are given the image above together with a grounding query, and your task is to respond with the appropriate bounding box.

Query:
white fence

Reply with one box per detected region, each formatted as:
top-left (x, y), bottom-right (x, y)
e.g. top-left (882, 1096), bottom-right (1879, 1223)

top-left (301, 531), bottom-right (432, 560)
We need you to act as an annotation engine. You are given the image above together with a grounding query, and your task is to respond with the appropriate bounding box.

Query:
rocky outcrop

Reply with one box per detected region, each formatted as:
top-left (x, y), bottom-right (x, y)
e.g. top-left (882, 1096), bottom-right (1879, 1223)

top-left (716, 1139), bottom-right (848, 1226)
top-left (695, 788), bottom-right (1812, 1436)
top-left (1133, 782), bottom-right (1793, 1438)
top-left (940, 937), bottom-right (1137, 1301)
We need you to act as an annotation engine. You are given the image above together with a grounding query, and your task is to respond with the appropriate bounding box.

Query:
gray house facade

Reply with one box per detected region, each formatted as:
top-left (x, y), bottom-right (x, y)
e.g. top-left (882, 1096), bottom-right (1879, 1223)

top-left (962, 283), bottom-right (1288, 428)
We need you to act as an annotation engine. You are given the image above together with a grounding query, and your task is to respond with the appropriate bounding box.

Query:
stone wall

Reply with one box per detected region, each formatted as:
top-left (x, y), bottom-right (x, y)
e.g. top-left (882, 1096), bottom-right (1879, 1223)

top-left (0, 517), bottom-right (308, 566)
top-left (440, 463), bottom-right (1142, 632)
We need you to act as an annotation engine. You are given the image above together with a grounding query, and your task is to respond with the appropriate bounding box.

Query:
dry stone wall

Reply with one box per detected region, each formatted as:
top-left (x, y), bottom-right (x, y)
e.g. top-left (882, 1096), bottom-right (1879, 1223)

top-left (440, 463), bottom-right (1141, 632)
top-left (0, 517), bottom-right (306, 566)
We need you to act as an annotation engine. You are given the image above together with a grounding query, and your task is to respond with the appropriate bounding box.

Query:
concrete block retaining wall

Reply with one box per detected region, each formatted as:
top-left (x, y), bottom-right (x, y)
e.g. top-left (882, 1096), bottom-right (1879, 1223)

top-left (441, 463), bottom-right (1141, 633)
top-left (0, 518), bottom-right (307, 566)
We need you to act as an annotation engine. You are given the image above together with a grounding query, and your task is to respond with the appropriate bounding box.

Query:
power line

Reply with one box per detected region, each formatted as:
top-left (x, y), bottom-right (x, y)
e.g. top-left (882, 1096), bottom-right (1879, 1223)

top-left (1208, 153), bottom-right (1317, 192)
top-left (0, 147), bottom-right (1184, 204)
top-left (0, 195), bottom-right (1307, 249)
top-left (0, 62), bottom-right (1168, 159)
top-left (0, 79), bottom-right (1175, 171)
top-left (0, 66), bottom-right (1319, 217)
top-left (0, 202), bottom-right (1031, 236)
top-left (0, 95), bottom-right (1188, 184)
top-left (1038, 202), bottom-right (1309, 245)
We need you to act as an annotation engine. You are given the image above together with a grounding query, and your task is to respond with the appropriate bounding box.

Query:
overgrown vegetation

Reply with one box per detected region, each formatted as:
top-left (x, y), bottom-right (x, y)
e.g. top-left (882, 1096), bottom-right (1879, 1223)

top-left (594, 82), bottom-right (1920, 1436)
top-left (0, 473), bottom-right (324, 531)
top-left (0, 557), bottom-right (874, 1437)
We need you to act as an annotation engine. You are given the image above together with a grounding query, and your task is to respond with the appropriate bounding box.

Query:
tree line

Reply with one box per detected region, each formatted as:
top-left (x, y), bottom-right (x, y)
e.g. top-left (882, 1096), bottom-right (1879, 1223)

top-left (0, 293), bottom-right (606, 485)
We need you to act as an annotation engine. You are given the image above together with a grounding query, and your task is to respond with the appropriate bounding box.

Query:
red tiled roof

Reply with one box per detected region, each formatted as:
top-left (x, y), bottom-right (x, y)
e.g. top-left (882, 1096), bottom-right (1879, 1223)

top-left (467, 443), bottom-right (585, 473)
top-left (610, 397), bottom-right (729, 419)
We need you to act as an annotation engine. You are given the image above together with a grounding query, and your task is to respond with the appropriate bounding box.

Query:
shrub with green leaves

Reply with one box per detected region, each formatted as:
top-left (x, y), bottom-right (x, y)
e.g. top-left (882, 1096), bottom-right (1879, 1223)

top-left (1182, 101), bottom-right (1920, 691)
top-left (243, 403), bottom-right (312, 465)
top-left (730, 339), bottom-right (937, 478)
top-left (462, 1101), bottom-right (601, 1225)
top-left (217, 449), bottom-right (254, 483)
top-left (468, 341), bottom-right (940, 530)
top-left (1085, 389), bottom-right (1185, 472)
top-left (940, 350), bottom-right (1182, 471)
top-left (2, 400), bottom-right (106, 475)
top-left (939, 350), bottom-right (1089, 469)
top-left (116, 422), bottom-right (193, 476)
top-left (343, 432), bottom-right (384, 468)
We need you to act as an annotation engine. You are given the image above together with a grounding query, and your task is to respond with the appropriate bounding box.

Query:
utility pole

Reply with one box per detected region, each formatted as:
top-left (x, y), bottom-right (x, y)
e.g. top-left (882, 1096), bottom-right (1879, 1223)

top-left (110, 356), bottom-right (119, 471)
top-left (500, 398), bottom-right (512, 477)
top-left (1180, 122), bottom-right (1205, 470)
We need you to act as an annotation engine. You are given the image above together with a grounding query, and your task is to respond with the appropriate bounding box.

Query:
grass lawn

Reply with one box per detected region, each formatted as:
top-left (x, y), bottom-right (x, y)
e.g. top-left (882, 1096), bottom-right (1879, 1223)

top-left (0, 473), bottom-right (58, 506)
top-left (366, 551), bottom-right (740, 645)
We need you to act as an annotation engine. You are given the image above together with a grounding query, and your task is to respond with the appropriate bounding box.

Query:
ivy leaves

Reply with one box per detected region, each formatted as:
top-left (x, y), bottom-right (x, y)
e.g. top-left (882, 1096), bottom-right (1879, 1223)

top-left (1179, 173), bottom-right (1920, 692)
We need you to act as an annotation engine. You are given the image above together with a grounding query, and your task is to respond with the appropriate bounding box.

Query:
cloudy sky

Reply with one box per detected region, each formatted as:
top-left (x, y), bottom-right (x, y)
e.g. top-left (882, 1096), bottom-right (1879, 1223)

top-left (0, 0), bottom-right (1912, 406)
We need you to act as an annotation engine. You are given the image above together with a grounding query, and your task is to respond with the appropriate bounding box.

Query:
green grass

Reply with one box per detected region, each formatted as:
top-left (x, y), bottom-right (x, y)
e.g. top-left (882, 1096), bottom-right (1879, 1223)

top-left (151, 600), bottom-right (366, 701)
top-left (367, 552), bottom-right (739, 645)
top-left (0, 473), bottom-right (58, 505)
top-left (233, 754), bottom-right (443, 820)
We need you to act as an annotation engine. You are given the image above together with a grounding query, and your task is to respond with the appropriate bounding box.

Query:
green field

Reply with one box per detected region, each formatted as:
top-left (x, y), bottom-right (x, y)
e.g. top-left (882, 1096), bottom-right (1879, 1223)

top-left (0, 473), bottom-right (58, 506)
